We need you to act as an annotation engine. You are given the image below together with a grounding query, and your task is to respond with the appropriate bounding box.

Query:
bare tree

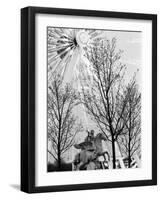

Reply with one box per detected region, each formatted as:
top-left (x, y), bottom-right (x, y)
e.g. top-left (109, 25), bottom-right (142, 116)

top-left (118, 78), bottom-right (141, 168)
top-left (79, 38), bottom-right (129, 169)
top-left (48, 74), bottom-right (82, 170)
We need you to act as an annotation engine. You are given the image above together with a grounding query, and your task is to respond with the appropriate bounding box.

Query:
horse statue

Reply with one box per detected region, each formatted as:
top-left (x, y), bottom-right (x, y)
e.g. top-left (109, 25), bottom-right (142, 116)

top-left (73, 131), bottom-right (110, 170)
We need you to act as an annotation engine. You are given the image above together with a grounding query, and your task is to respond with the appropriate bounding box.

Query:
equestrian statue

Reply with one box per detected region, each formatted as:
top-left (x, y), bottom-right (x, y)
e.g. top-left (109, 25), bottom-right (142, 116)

top-left (73, 130), bottom-right (110, 170)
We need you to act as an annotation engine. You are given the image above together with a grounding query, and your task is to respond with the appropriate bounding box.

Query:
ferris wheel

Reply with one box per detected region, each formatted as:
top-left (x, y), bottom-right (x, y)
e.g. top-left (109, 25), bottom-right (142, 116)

top-left (47, 28), bottom-right (105, 129)
top-left (47, 27), bottom-right (105, 86)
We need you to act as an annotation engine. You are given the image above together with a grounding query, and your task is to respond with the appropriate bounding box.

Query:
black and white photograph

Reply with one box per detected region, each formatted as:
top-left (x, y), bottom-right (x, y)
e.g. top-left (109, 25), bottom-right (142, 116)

top-left (20, 6), bottom-right (157, 193)
top-left (47, 27), bottom-right (142, 172)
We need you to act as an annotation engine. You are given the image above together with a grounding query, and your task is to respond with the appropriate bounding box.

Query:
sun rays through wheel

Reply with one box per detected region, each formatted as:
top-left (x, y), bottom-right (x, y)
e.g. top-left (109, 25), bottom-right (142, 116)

top-left (47, 28), bottom-right (105, 130)
top-left (48, 28), bottom-right (104, 84)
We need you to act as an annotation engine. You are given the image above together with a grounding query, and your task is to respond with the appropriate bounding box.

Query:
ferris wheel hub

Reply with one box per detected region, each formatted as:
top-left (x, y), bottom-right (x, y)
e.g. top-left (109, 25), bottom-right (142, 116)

top-left (76, 31), bottom-right (90, 46)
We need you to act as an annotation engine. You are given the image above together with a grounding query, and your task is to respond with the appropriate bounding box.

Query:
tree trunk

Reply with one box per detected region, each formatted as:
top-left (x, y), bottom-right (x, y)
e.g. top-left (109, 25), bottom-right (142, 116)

top-left (128, 137), bottom-right (131, 168)
top-left (57, 119), bottom-right (61, 171)
top-left (128, 103), bottom-right (132, 168)
top-left (111, 137), bottom-right (116, 169)
top-left (57, 152), bottom-right (61, 170)
top-left (57, 143), bottom-right (61, 171)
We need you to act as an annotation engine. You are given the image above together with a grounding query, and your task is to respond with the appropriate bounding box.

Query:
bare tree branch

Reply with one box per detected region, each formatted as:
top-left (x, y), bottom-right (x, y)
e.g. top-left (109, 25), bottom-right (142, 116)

top-left (48, 74), bottom-right (83, 170)
top-left (78, 38), bottom-right (130, 168)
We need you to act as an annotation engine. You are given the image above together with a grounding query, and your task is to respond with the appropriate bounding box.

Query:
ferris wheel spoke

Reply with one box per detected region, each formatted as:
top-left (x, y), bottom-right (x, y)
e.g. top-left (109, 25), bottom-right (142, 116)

top-left (49, 49), bottom-right (73, 79)
top-left (48, 43), bottom-right (74, 54)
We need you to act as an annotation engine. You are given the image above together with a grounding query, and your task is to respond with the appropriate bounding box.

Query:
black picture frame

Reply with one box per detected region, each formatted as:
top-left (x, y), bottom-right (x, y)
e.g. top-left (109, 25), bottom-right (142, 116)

top-left (21, 6), bottom-right (157, 193)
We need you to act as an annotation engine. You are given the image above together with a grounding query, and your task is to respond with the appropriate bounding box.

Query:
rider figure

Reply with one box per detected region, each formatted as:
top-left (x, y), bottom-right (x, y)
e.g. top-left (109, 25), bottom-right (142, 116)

top-left (85, 130), bottom-right (95, 143)
top-left (74, 130), bottom-right (95, 170)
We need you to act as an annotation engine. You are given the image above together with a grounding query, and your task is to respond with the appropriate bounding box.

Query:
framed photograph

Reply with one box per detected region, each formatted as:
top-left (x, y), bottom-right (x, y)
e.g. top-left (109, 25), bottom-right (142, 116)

top-left (21, 6), bottom-right (157, 193)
